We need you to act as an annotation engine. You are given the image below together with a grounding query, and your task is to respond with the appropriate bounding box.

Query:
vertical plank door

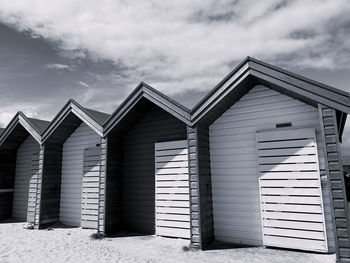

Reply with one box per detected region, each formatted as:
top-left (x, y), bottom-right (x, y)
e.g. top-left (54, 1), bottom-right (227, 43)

top-left (257, 128), bottom-right (328, 252)
top-left (155, 140), bottom-right (190, 239)
top-left (81, 146), bottom-right (101, 229)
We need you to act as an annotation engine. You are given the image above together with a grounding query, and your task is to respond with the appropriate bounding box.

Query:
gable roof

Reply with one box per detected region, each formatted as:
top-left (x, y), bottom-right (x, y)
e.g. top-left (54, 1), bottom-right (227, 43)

top-left (191, 57), bottom-right (350, 125)
top-left (42, 99), bottom-right (110, 142)
top-left (0, 112), bottom-right (50, 146)
top-left (104, 82), bottom-right (191, 135)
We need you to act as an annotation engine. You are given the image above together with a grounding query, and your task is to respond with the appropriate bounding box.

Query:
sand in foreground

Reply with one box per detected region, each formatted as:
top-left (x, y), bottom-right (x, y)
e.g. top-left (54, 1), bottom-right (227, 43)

top-left (0, 222), bottom-right (336, 263)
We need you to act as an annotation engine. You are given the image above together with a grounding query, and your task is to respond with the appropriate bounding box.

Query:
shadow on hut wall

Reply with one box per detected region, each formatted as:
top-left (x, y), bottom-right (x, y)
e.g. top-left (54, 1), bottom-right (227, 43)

top-left (105, 100), bottom-right (187, 238)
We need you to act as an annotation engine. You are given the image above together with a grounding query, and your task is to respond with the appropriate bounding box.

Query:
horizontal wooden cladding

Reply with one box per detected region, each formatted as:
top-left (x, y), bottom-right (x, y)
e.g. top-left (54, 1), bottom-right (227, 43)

top-left (264, 235), bottom-right (326, 252)
top-left (119, 105), bottom-right (187, 235)
top-left (264, 219), bottom-right (324, 231)
top-left (209, 85), bottom-right (323, 246)
top-left (257, 128), bottom-right (315, 142)
top-left (155, 140), bottom-right (190, 239)
top-left (258, 128), bottom-right (328, 252)
top-left (27, 152), bottom-right (40, 223)
top-left (60, 122), bottom-right (101, 227)
top-left (81, 146), bottom-right (101, 229)
top-left (261, 195), bottom-right (321, 205)
top-left (156, 226), bottom-right (190, 239)
top-left (12, 136), bottom-right (39, 221)
top-left (260, 179), bottom-right (320, 188)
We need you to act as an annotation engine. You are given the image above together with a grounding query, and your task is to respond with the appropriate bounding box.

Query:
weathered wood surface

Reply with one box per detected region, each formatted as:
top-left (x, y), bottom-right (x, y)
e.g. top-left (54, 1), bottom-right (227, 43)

top-left (59, 122), bottom-right (100, 227)
top-left (257, 128), bottom-right (327, 252)
top-left (155, 140), bottom-right (190, 239)
top-left (319, 105), bottom-right (350, 262)
top-left (81, 145), bottom-right (101, 229)
top-left (12, 136), bottom-right (39, 221)
top-left (208, 86), bottom-right (335, 249)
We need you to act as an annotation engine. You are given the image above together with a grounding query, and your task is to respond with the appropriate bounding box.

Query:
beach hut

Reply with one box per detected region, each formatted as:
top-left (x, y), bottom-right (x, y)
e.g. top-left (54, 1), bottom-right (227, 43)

top-left (36, 99), bottom-right (109, 229)
top-left (99, 83), bottom-right (193, 239)
top-left (189, 57), bottom-right (350, 262)
top-left (0, 112), bottom-right (49, 223)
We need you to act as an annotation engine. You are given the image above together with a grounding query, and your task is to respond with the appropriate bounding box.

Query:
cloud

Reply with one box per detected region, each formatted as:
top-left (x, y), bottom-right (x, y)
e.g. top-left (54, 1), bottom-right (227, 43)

top-left (0, 101), bottom-right (50, 127)
top-left (0, 0), bottom-right (350, 96)
top-left (78, 80), bottom-right (89, 88)
top-left (46, 63), bottom-right (72, 70)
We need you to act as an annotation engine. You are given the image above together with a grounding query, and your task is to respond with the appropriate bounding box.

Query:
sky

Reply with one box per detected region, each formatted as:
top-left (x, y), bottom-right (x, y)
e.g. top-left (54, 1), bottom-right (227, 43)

top-left (0, 0), bottom-right (350, 143)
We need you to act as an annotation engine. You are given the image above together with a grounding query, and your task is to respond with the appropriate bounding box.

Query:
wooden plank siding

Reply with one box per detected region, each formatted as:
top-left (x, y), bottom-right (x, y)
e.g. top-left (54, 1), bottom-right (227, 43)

top-left (59, 122), bottom-right (100, 227)
top-left (155, 140), bottom-right (190, 239)
top-left (98, 137), bottom-right (108, 232)
top-left (187, 126), bottom-right (214, 249)
top-left (81, 145), bottom-right (102, 229)
top-left (0, 150), bottom-right (16, 221)
top-left (208, 85), bottom-right (336, 250)
top-left (319, 105), bottom-right (350, 262)
top-left (103, 135), bottom-right (123, 234)
top-left (122, 106), bottom-right (187, 234)
top-left (103, 105), bottom-right (187, 235)
top-left (27, 152), bottom-right (40, 224)
top-left (12, 136), bottom-right (39, 221)
top-left (257, 128), bottom-right (328, 252)
top-left (38, 142), bottom-right (63, 226)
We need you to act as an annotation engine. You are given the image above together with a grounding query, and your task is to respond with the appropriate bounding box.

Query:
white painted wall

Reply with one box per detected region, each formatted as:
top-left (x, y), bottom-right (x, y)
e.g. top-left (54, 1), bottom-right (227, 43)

top-left (59, 122), bottom-right (100, 227)
top-left (12, 136), bottom-right (39, 221)
top-left (209, 85), bottom-right (335, 251)
top-left (155, 140), bottom-right (190, 239)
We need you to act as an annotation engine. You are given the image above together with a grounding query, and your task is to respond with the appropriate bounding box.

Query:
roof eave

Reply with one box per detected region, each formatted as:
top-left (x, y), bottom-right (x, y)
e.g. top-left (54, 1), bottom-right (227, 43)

top-left (0, 112), bottom-right (42, 146)
top-left (191, 57), bottom-right (350, 126)
top-left (41, 100), bottom-right (104, 143)
top-left (104, 83), bottom-right (191, 136)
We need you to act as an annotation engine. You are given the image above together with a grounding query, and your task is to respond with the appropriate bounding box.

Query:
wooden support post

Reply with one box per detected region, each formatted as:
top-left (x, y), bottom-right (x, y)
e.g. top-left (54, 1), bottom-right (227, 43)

top-left (187, 126), bottom-right (202, 248)
top-left (319, 104), bottom-right (350, 262)
top-left (97, 137), bottom-right (107, 233)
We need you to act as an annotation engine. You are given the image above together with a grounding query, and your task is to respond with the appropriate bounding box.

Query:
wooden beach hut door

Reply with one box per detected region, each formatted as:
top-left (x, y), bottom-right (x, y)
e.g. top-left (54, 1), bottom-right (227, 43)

top-left (81, 146), bottom-right (101, 229)
top-left (257, 128), bottom-right (328, 252)
top-left (155, 140), bottom-right (191, 239)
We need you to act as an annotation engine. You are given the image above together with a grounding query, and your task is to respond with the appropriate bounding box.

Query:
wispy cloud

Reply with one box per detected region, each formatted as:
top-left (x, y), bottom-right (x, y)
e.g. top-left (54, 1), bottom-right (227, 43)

top-left (46, 63), bottom-right (72, 70)
top-left (0, 0), bottom-right (349, 96)
top-left (78, 80), bottom-right (89, 88)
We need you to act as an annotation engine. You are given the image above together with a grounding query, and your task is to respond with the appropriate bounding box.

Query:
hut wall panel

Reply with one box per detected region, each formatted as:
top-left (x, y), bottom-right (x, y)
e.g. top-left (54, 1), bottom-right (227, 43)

top-left (319, 105), bottom-right (350, 262)
top-left (155, 140), bottom-right (190, 239)
top-left (81, 145), bottom-right (101, 229)
top-left (12, 136), bottom-right (39, 221)
top-left (209, 85), bottom-right (336, 250)
top-left (39, 143), bottom-right (63, 225)
top-left (104, 135), bottom-right (123, 234)
top-left (121, 105), bottom-right (187, 234)
top-left (27, 152), bottom-right (40, 223)
top-left (59, 122), bottom-right (100, 227)
top-left (189, 126), bottom-right (215, 248)
top-left (257, 128), bottom-right (328, 252)
top-left (0, 151), bottom-right (16, 221)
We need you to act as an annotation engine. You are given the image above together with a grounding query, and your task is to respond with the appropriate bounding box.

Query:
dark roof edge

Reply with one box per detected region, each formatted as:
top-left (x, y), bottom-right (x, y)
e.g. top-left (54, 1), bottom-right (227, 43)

top-left (104, 82), bottom-right (191, 126)
top-left (103, 82), bottom-right (191, 133)
top-left (140, 82), bottom-right (191, 114)
top-left (0, 111), bottom-right (43, 145)
top-left (41, 99), bottom-right (107, 142)
top-left (248, 57), bottom-right (350, 97)
top-left (191, 57), bottom-right (250, 113)
top-left (191, 56), bottom-right (350, 116)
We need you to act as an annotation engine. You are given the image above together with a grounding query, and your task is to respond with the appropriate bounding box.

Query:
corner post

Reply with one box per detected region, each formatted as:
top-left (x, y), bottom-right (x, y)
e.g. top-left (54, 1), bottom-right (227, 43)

top-left (33, 145), bottom-right (45, 229)
top-left (187, 126), bottom-right (202, 248)
top-left (319, 104), bottom-right (350, 262)
top-left (98, 136), bottom-right (107, 233)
